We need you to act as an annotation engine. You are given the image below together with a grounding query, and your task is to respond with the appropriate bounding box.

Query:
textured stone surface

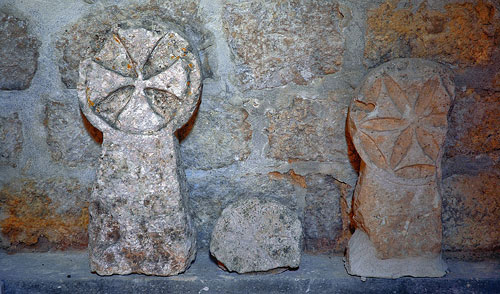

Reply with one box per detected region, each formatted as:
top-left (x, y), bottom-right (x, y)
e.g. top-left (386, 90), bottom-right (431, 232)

top-left (210, 197), bottom-right (302, 273)
top-left (223, 0), bottom-right (345, 90)
top-left (189, 172), bottom-right (300, 249)
top-left (0, 12), bottom-right (40, 90)
top-left (346, 230), bottom-right (448, 279)
top-left (45, 100), bottom-right (100, 167)
top-left (0, 113), bottom-right (23, 168)
top-left (346, 59), bottom-right (453, 277)
top-left (181, 105), bottom-right (251, 170)
top-left (442, 172), bottom-right (500, 253)
top-left (0, 178), bottom-right (90, 251)
top-left (364, 0), bottom-right (500, 67)
top-left (303, 174), bottom-right (351, 254)
top-left (266, 95), bottom-right (348, 162)
top-left (79, 27), bottom-right (201, 276)
top-left (56, 1), bottom-right (205, 89)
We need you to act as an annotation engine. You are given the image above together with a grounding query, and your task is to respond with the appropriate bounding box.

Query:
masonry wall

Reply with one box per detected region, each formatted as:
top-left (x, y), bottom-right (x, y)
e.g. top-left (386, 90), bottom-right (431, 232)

top-left (0, 0), bottom-right (499, 258)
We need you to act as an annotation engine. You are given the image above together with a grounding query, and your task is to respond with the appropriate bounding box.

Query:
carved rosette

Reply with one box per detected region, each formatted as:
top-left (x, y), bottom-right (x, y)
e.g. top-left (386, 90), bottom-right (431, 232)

top-left (345, 59), bottom-right (454, 278)
top-left (349, 60), bottom-right (453, 182)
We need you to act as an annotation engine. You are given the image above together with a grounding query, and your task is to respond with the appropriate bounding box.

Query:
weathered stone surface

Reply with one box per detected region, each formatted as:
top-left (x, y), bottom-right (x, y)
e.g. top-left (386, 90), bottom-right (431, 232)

top-left (79, 27), bottom-right (201, 276)
top-left (346, 230), bottom-right (448, 279)
top-left (444, 89), bottom-right (500, 159)
top-left (442, 172), bottom-right (500, 254)
top-left (181, 105), bottom-right (251, 170)
top-left (210, 197), bottom-right (302, 273)
top-left (0, 113), bottom-right (23, 168)
top-left (223, 0), bottom-right (345, 90)
top-left (45, 100), bottom-right (100, 167)
top-left (0, 12), bottom-right (40, 90)
top-left (266, 95), bottom-right (348, 162)
top-left (302, 174), bottom-right (352, 254)
top-left (0, 178), bottom-right (90, 251)
top-left (56, 1), bottom-right (206, 89)
top-left (346, 59), bottom-right (453, 277)
top-left (364, 0), bottom-right (500, 67)
top-left (189, 171), bottom-right (300, 249)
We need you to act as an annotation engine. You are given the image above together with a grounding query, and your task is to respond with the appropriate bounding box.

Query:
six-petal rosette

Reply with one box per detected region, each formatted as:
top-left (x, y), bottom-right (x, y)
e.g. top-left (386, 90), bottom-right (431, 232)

top-left (349, 61), bottom-right (453, 179)
top-left (78, 28), bottom-right (201, 134)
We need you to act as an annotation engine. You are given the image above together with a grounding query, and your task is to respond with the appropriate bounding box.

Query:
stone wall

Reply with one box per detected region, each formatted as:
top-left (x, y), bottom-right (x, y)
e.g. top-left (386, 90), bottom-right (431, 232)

top-left (0, 0), bottom-right (498, 257)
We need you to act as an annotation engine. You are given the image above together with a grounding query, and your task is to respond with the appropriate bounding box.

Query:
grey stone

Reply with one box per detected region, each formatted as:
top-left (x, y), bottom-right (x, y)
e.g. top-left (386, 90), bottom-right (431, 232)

top-left (45, 100), bottom-right (100, 168)
top-left (0, 113), bottom-right (23, 168)
top-left (210, 197), bottom-right (302, 273)
top-left (78, 27), bottom-right (201, 276)
top-left (181, 105), bottom-right (251, 170)
top-left (188, 171), bottom-right (302, 249)
top-left (0, 12), bottom-right (40, 90)
top-left (223, 0), bottom-right (345, 90)
top-left (55, 1), bottom-right (208, 89)
top-left (266, 95), bottom-right (348, 162)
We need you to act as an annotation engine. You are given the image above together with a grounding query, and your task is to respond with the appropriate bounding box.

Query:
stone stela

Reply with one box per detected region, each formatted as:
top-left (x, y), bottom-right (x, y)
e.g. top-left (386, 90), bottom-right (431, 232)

top-left (345, 59), bottom-right (453, 278)
top-left (78, 26), bottom-right (201, 276)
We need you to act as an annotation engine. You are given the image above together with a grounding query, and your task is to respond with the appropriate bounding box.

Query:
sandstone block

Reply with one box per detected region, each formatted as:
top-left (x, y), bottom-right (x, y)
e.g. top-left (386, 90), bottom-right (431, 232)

top-left (0, 12), bottom-right (40, 90)
top-left (223, 0), bottom-right (345, 90)
top-left (346, 59), bottom-right (454, 278)
top-left (78, 26), bottom-right (201, 276)
top-left (210, 197), bottom-right (302, 273)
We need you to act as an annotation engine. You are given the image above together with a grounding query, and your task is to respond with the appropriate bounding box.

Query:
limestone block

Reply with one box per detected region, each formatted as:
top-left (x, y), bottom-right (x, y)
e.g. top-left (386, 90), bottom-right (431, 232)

top-left (210, 198), bottom-right (302, 273)
top-left (0, 12), bottom-right (40, 90)
top-left (0, 113), bottom-right (23, 168)
top-left (78, 26), bottom-right (201, 276)
top-left (346, 59), bottom-right (454, 278)
top-left (223, 0), bottom-right (345, 90)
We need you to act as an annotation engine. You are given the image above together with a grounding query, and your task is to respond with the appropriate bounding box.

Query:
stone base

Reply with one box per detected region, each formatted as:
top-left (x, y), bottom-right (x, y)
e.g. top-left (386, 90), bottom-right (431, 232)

top-left (345, 230), bottom-right (447, 278)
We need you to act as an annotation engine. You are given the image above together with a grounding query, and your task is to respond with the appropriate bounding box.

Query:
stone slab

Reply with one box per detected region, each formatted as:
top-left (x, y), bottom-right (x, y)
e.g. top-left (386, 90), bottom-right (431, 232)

top-left (0, 251), bottom-right (499, 294)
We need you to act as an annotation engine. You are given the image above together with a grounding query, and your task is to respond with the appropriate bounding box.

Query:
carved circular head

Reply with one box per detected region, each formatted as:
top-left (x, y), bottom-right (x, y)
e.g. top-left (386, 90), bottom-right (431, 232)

top-left (348, 59), bottom-right (454, 180)
top-left (78, 27), bottom-right (202, 134)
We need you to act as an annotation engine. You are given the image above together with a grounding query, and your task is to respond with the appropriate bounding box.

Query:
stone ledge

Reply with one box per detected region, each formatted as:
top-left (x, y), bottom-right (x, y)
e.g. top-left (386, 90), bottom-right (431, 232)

top-left (1, 251), bottom-right (499, 294)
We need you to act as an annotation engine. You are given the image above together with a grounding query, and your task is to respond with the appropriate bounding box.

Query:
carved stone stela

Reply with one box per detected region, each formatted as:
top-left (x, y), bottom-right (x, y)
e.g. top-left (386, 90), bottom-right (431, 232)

top-left (346, 59), bottom-right (453, 278)
top-left (78, 26), bottom-right (201, 276)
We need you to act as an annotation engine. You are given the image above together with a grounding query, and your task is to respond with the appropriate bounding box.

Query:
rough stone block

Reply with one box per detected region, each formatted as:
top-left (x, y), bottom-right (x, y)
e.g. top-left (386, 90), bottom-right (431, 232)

top-left (210, 197), bottom-right (302, 273)
top-left (346, 59), bottom-right (454, 278)
top-left (78, 26), bottom-right (201, 276)
top-left (0, 12), bottom-right (40, 90)
top-left (364, 0), bottom-right (500, 68)
top-left (0, 178), bottom-right (90, 251)
top-left (0, 113), bottom-right (23, 168)
top-left (45, 100), bottom-right (100, 167)
top-left (181, 105), bottom-right (251, 170)
top-left (266, 95), bottom-right (348, 162)
top-left (442, 172), bottom-right (500, 254)
top-left (223, 0), bottom-right (345, 90)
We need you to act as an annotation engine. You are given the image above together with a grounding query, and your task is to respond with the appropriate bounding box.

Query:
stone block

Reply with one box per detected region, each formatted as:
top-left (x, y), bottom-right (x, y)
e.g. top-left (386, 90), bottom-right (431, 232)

top-left (364, 0), bottom-right (500, 68)
top-left (181, 105), bottom-right (251, 170)
top-left (0, 113), bottom-right (23, 168)
top-left (0, 12), bottom-right (40, 90)
top-left (210, 197), bottom-right (302, 273)
top-left (442, 172), bottom-right (500, 254)
top-left (223, 0), bottom-right (345, 90)
top-left (0, 178), bottom-right (90, 251)
top-left (45, 100), bottom-right (100, 167)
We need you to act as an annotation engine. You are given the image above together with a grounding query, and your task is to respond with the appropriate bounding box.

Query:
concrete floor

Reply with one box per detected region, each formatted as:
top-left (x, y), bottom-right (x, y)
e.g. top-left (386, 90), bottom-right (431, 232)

top-left (1, 250), bottom-right (499, 293)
